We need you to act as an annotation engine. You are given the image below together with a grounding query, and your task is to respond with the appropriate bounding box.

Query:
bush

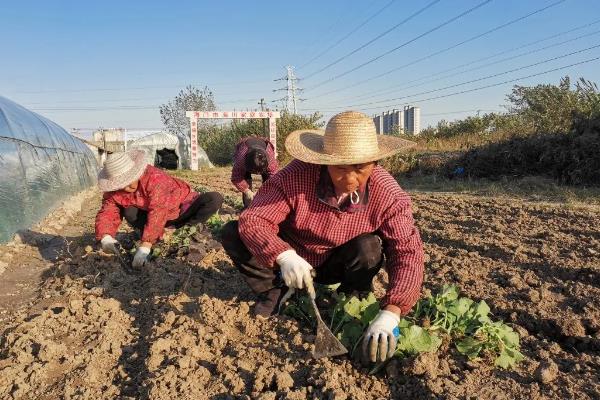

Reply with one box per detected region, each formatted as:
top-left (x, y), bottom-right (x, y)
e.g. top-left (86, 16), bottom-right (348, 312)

top-left (198, 111), bottom-right (324, 166)
top-left (394, 76), bottom-right (600, 186)
top-left (459, 117), bottom-right (600, 185)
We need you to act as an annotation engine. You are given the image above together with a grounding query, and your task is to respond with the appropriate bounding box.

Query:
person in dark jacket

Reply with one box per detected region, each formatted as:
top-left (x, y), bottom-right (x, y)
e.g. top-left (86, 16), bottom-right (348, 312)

top-left (230, 137), bottom-right (278, 207)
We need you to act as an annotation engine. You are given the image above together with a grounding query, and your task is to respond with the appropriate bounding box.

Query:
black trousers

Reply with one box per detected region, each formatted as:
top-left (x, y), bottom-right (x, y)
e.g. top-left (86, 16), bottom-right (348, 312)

top-left (221, 220), bottom-right (384, 294)
top-left (121, 192), bottom-right (223, 233)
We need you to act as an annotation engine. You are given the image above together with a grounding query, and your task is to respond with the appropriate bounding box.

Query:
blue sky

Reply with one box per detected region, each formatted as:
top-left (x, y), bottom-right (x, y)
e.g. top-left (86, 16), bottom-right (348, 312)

top-left (1, 0), bottom-right (599, 134)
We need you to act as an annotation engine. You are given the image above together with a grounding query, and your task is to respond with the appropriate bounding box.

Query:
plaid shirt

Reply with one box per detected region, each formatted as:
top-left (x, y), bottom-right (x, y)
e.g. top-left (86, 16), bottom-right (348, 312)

top-left (231, 137), bottom-right (278, 192)
top-left (95, 165), bottom-right (198, 244)
top-left (238, 160), bottom-right (424, 313)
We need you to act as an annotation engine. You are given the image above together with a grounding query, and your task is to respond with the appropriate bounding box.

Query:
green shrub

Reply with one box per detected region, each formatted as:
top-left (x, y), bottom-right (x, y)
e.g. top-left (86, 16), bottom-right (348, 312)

top-left (198, 112), bottom-right (324, 166)
top-left (397, 76), bottom-right (600, 186)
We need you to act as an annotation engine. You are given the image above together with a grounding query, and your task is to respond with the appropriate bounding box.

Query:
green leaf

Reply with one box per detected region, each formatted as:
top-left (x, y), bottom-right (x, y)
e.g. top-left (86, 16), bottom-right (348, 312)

top-left (360, 292), bottom-right (378, 310)
top-left (360, 302), bottom-right (380, 325)
top-left (397, 325), bottom-right (442, 354)
top-left (343, 297), bottom-right (362, 319)
top-left (498, 327), bottom-right (520, 348)
top-left (494, 348), bottom-right (524, 369)
top-left (475, 301), bottom-right (491, 320)
top-left (339, 320), bottom-right (364, 348)
top-left (398, 318), bottom-right (412, 330)
top-left (440, 285), bottom-right (459, 301)
top-left (456, 337), bottom-right (484, 359)
top-left (448, 298), bottom-right (474, 318)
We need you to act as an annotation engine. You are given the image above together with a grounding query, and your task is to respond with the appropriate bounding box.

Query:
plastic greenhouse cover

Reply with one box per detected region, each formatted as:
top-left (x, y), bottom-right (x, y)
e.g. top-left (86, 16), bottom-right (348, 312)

top-left (127, 131), bottom-right (213, 169)
top-left (0, 96), bottom-right (98, 243)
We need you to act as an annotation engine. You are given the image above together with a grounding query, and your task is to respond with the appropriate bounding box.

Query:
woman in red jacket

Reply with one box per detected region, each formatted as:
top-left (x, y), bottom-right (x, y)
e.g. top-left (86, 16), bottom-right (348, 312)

top-left (222, 111), bottom-right (423, 364)
top-left (95, 149), bottom-right (223, 267)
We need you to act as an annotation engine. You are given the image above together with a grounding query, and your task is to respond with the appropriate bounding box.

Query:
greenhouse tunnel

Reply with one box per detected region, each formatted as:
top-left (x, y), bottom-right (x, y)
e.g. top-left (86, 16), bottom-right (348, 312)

top-left (0, 96), bottom-right (98, 243)
top-left (127, 130), bottom-right (213, 170)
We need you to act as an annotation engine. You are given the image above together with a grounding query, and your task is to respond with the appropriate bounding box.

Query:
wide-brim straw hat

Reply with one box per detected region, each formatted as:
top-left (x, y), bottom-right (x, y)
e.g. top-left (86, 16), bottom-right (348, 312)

top-left (285, 110), bottom-right (416, 165)
top-left (98, 149), bottom-right (148, 192)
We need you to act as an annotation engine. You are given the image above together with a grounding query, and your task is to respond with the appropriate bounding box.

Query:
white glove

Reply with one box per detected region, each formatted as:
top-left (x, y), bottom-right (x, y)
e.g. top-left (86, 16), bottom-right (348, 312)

top-left (132, 246), bottom-right (151, 268)
top-left (243, 189), bottom-right (255, 201)
top-left (276, 249), bottom-right (313, 290)
top-left (100, 235), bottom-right (119, 254)
top-left (362, 310), bottom-right (401, 363)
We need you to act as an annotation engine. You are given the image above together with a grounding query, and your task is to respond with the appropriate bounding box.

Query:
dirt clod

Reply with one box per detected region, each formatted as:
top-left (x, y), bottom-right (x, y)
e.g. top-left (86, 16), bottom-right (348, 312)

top-left (275, 371), bottom-right (295, 390)
top-left (535, 360), bottom-right (559, 384)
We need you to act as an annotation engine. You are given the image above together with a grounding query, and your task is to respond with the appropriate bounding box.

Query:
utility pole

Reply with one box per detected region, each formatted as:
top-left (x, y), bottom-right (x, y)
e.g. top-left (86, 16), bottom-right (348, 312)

top-left (273, 66), bottom-right (303, 114)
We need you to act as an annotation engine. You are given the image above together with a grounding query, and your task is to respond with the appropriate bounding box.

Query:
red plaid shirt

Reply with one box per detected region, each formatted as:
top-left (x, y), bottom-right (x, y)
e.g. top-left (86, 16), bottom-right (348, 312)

top-left (95, 165), bottom-right (198, 244)
top-left (231, 137), bottom-right (278, 192)
top-left (238, 160), bottom-right (424, 312)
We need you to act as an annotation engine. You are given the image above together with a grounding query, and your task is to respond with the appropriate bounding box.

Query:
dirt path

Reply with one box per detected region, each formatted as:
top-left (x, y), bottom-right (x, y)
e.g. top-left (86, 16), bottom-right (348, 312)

top-left (1, 168), bottom-right (599, 399)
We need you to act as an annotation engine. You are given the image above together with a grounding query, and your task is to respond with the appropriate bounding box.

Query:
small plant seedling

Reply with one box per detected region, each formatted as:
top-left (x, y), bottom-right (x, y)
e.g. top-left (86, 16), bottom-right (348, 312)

top-left (284, 284), bottom-right (524, 372)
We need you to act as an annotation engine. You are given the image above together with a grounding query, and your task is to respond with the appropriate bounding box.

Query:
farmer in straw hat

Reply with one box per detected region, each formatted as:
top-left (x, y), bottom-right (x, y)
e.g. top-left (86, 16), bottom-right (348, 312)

top-left (230, 136), bottom-right (279, 208)
top-left (222, 111), bottom-right (424, 363)
top-left (95, 149), bottom-right (223, 268)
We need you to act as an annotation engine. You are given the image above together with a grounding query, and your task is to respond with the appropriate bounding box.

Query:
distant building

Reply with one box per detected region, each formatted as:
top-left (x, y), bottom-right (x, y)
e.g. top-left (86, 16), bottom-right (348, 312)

top-left (403, 105), bottom-right (420, 135)
top-left (93, 128), bottom-right (125, 143)
top-left (372, 106), bottom-right (420, 135)
top-left (91, 128), bottom-right (126, 153)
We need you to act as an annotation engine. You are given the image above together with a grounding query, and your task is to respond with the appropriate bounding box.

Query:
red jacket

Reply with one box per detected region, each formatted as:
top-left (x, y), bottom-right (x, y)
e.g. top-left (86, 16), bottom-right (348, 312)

top-left (95, 166), bottom-right (197, 244)
top-left (239, 160), bottom-right (424, 313)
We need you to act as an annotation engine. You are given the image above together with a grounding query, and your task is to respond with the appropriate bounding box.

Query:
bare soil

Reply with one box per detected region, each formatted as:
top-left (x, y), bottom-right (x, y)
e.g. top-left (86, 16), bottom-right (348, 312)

top-left (0, 168), bottom-right (598, 399)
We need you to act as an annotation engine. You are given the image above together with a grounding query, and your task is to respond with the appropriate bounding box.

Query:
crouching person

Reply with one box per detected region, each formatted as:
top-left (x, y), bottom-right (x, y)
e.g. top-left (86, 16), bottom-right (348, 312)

top-left (230, 136), bottom-right (278, 208)
top-left (95, 149), bottom-right (223, 268)
top-left (222, 111), bottom-right (424, 363)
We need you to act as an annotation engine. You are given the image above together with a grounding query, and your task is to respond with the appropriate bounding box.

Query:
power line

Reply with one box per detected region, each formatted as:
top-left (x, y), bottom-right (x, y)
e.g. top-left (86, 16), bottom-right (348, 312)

top-left (302, 0), bottom-right (442, 81)
top-left (304, 0), bottom-right (494, 91)
top-left (342, 28), bottom-right (600, 104)
top-left (421, 109), bottom-right (500, 116)
top-left (295, 1), bottom-right (363, 66)
top-left (331, 44), bottom-right (600, 108)
top-left (307, 0), bottom-right (568, 98)
top-left (11, 80), bottom-right (272, 94)
top-left (22, 96), bottom-right (261, 106)
top-left (25, 97), bottom-right (264, 111)
top-left (30, 98), bottom-right (269, 112)
top-left (303, 56), bottom-right (600, 113)
top-left (298, 0), bottom-right (397, 70)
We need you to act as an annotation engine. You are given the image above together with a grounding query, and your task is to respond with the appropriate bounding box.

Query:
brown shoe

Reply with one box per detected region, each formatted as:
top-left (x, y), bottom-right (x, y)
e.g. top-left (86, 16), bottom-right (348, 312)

top-left (254, 287), bottom-right (287, 318)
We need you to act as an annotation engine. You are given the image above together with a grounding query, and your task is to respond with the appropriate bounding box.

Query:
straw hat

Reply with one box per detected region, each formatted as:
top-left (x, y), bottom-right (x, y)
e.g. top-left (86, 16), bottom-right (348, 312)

top-left (98, 149), bottom-right (148, 192)
top-left (285, 111), bottom-right (416, 165)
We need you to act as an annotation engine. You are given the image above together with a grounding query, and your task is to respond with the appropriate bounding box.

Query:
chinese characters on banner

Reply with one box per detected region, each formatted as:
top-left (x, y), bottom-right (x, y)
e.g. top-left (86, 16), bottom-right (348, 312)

top-left (185, 111), bottom-right (281, 171)
top-left (189, 118), bottom-right (199, 170)
top-left (269, 118), bottom-right (277, 146)
top-left (189, 111), bottom-right (280, 119)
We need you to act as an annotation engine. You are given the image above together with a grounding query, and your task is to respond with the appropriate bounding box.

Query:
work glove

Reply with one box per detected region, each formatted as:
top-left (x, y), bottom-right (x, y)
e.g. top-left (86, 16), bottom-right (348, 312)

top-left (243, 189), bottom-right (255, 201)
top-left (362, 310), bottom-right (401, 363)
top-left (132, 246), bottom-right (151, 268)
top-left (276, 249), bottom-right (314, 290)
top-left (100, 235), bottom-right (119, 254)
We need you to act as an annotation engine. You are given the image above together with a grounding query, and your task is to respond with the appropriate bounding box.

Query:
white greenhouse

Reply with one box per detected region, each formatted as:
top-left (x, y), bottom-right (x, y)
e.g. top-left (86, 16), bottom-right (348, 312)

top-left (0, 96), bottom-right (98, 243)
top-left (127, 131), bottom-right (213, 170)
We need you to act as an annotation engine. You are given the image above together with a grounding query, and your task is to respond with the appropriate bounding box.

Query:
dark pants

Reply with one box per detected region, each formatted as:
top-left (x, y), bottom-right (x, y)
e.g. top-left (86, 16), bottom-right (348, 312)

top-left (242, 172), bottom-right (269, 208)
top-left (121, 191), bottom-right (223, 233)
top-left (221, 220), bottom-right (384, 294)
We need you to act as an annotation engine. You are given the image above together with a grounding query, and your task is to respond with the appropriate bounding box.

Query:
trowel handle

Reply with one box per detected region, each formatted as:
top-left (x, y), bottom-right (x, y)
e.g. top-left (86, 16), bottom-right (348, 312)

top-left (306, 280), bottom-right (317, 300)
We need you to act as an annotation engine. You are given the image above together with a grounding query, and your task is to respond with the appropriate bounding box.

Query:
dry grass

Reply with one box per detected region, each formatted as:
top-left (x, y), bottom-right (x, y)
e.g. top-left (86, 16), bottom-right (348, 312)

top-left (399, 174), bottom-right (600, 210)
